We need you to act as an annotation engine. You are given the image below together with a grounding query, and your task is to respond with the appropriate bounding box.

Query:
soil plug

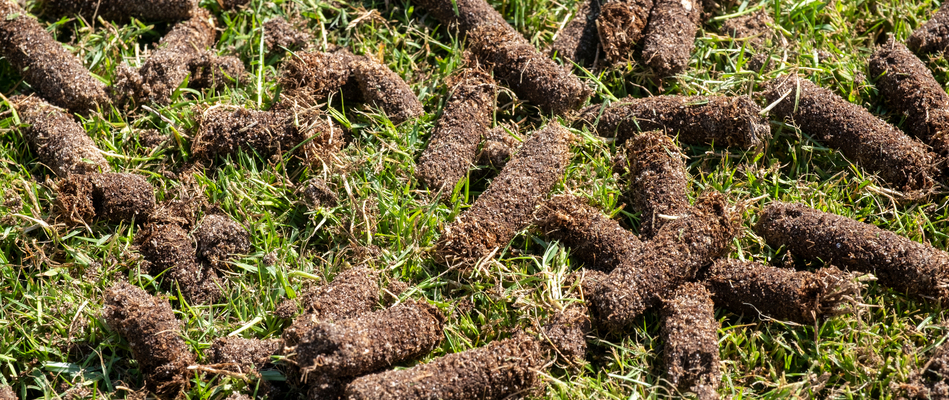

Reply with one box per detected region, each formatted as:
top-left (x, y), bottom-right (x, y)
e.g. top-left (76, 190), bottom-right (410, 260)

top-left (194, 213), bottom-right (250, 267)
top-left (352, 57), bottom-right (425, 124)
top-left (43, 0), bottom-right (195, 22)
top-left (186, 51), bottom-right (246, 91)
top-left (14, 96), bottom-right (111, 177)
top-left (596, 0), bottom-right (654, 65)
top-left (909, 2), bottom-right (949, 57)
top-left (264, 17), bottom-right (313, 54)
top-left (279, 49), bottom-right (363, 106)
top-left (206, 337), bottom-right (283, 373)
top-left (541, 305), bottom-right (591, 366)
top-left (660, 283), bottom-right (720, 400)
top-left (616, 130), bottom-right (689, 238)
top-left (477, 124), bottom-right (520, 168)
top-left (641, 0), bottom-right (702, 77)
top-left (57, 173), bottom-right (156, 224)
top-left (0, 386), bottom-right (14, 400)
top-left (278, 267), bottom-right (380, 346)
top-left (411, 0), bottom-right (508, 36)
top-left (137, 223), bottom-right (222, 304)
top-left (548, 0), bottom-right (602, 67)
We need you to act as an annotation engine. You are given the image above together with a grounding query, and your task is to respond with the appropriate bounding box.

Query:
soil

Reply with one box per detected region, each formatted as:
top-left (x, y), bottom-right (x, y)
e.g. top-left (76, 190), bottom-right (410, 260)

top-left (477, 124), bottom-right (520, 168)
top-left (908, 1), bottom-right (949, 56)
top-left (14, 96), bottom-right (111, 178)
top-left (42, 0), bottom-right (196, 22)
top-left (534, 194), bottom-right (642, 273)
top-left (416, 68), bottom-right (496, 191)
top-left (591, 191), bottom-right (738, 332)
top-left (278, 267), bottom-right (379, 346)
top-left (136, 222), bottom-right (222, 304)
top-left (435, 122), bottom-right (573, 265)
top-left (264, 17), bottom-right (312, 53)
top-left (869, 37), bottom-right (949, 160)
top-left (279, 49), bottom-right (363, 106)
top-left (194, 213), bottom-right (250, 267)
top-left (720, 8), bottom-right (773, 49)
top-left (57, 173), bottom-right (156, 224)
top-left (541, 305), bottom-right (591, 366)
top-left (761, 75), bottom-right (939, 197)
top-left (343, 332), bottom-right (542, 400)
top-left (205, 337), bottom-right (283, 373)
top-left (754, 201), bottom-right (949, 303)
top-left (411, 0), bottom-right (509, 36)
top-left (595, 0), bottom-right (654, 65)
top-left (224, 394), bottom-right (252, 400)
top-left (296, 300), bottom-right (445, 379)
top-left (619, 130), bottom-right (689, 238)
top-left (0, 1), bottom-right (109, 113)
top-left (298, 178), bottom-right (339, 209)
top-left (187, 52), bottom-right (246, 90)
top-left (306, 375), bottom-right (353, 400)
top-left (147, 190), bottom-right (206, 229)
top-left (641, 0), bottom-right (702, 77)
top-left (103, 282), bottom-right (194, 398)
top-left (660, 282), bottom-right (720, 400)
top-left (900, 342), bottom-right (949, 399)
top-left (548, 0), bottom-right (602, 67)
top-left (0, 386), bottom-right (14, 400)
top-left (218, 0), bottom-right (250, 10)
top-left (467, 24), bottom-right (592, 115)
top-left (351, 57), bottom-right (425, 124)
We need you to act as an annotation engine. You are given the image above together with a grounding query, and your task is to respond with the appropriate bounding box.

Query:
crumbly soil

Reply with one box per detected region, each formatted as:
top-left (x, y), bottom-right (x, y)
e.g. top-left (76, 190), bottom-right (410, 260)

top-left (0, 2), bottom-right (109, 113)
top-left (278, 267), bottom-right (379, 346)
top-left (344, 332), bottom-right (542, 400)
top-left (435, 122), bottom-right (574, 265)
top-left (205, 337), bottom-right (283, 373)
top-left (591, 191), bottom-right (738, 332)
top-left (642, 0), bottom-right (702, 77)
top-left (548, 0), bottom-right (602, 67)
top-left (908, 1), bottom-right (949, 56)
top-left (618, 130), bottom-right (689, 238)
top-left (223, 394), bottom-right (252, 400)
top-left (900, 342), bottom-right (949, 399)
top-left (754, 202), bottom-right (949, 303)
top-left (279, 49), bottom-right (363, 106)
top-left (575, 95), bottom-right (771, 149)
top-left (57, 173), bottom-right (156, 224)
top-left (14, 96), bottom-right (111, 177)
top-left (869, 37), bottom-right (949, 160)
top-left (187, 51), bottom-right (246, 90)
top-left (264, 17), bottom-right (312, 53)
top-left (477, 124), bottom-right (520, 168)
top-left (0, 386), bottom-right (14, 400)
top-left (534, 194), bottom-right (642, 273)
top-left (306, 375), bottom-right (353, 400)
top-left (467, 24), bottom-right (592, 115)
top-left (103, 282), bottom-right (194, 398)
top-left (296, 300), bottom-right (445, 379)
top-left (761, 75), bottom-right (939, 197)
top-left (541, 305), bottom-right (591, 366)
top-left (136, 222), bottom-right (222, 304)
top-left (595, 0), bottom-right (654, 65)
top-left (719, 8), bottom-right (774, 49)
top-left (411, 0), bottom-right (509, 36)
top-left (660, 282), bottom-right (720, 400)
top-left (297, 178), bottom-right (339, 209)
top-left (194, 213), bottom-right (250, 267)
top-left (42, 0), bottom-right (195, 22)
top-left (351, 57), bottom-right (425, 124)
top-left (416, 68), bottom-right (496, 191)
top-left (147, 190), bottom-right (207, 229)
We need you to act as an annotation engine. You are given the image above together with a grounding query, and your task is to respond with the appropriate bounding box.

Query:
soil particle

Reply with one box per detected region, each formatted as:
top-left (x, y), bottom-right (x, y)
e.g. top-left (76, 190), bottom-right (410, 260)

top-left (206, 337), bottom-right (283, 372)
top-left (264, 17), bottom-right (312, 53)
top-left (279, 49), bottom-right (363, 106)
top-left (477, 124), bottom-right (520, 168)
top-left (193, 213), bottom-right (250, 267)
top-left (576, 95), bottom-right (770, 149)
top-left (298, 178), bottom-right (339, 209)
top-left (534, 194), bottom-right (642, 273)
top-left (14, 96), bottom-right (111, 177)
top-left (187, 51), bottom-right (246, 90)
top-left (57, 173), bottom-right (155, 224)
top-left (411, 0), bottom-right (509, 36)
top-left (0, 1), bottom-right (109, 113)
top-left (660, 282), bottom-right (720, 400)
top-left (42, 0), bottom-right (195, 22)
top-left (416, 68), bottom-right (496, 191)
top-left (344, 332), bottom-right (543, 400)
top-left (704, 259), bottom-right (859, 324)
top-left (468, 24), bottom-right (592, 115)
top-left (383, 279), bottom-right (410, 306)
top-left (591, 191), bottom-right (738, 332)
top-left (761, 75), bottom-right (939, 197)
top-left (909, 2), bottom-right (949, 56)
top-left (754, 201), bottom-right (949, 303)
top-left (900, 341), bottom-right (949, 399)
top-left (548, 0), bottom-right (602, 67)
top-left (595, 0), bottom-right (654, 65)
top-left (306, 376), bottom-right (353, 400)
top-left (641, 0), bottom-right (702, 77)
top-left (541, 305), bottom-right (590, 366)
top-left (136, 222), bottom-right (222, 304)
top-left (296, 300), bottom-right (445, 380)
top-left (617, 130), bottom-right (689, 238)
top-left (0, 386), bottom-right (14, 400)
top-left (103, 282), bottom-right (194, 398)
top-left (279, 267), bottom-right (379, 345)
top-left (435, 122), bottom-right (573, 265)
top-left (720, 8), bottom-right (773, 49)
top-left (869, 37), bottom-right (949, 160)
top-left (351, 57), bottom-right (424, 124)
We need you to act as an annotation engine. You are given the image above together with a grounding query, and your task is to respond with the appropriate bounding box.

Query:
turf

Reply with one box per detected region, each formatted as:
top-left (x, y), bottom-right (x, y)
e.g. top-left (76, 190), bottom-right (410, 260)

top-left (2, 0), bottom-right (949, 398)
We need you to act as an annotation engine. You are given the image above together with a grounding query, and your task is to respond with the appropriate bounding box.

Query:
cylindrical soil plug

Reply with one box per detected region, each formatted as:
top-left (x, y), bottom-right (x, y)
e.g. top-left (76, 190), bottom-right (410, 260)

top-left (352, 57), bottom-right (425, 124)
top-left (617, 130), bottom-right (690, 238)
top-left (641, 0), bottom-right (702, 77)
top-left (596, 0), bottom-right (654, 65)
top-left (42, 0), bottom-right (196, 22)
top-left (548, 0), bottom-right (602, 67)
top-left (14, 96), bottom-right (111, 178)
top-left (132, 8), bottom-right (217, 105)
top-left (411, 0), bottom-right (508, 36)
top-left (279, 267), bottom-right (379, 346)
top-left (908, 2), bottom-right (949, 56)
top-left (661, 282), bottom-right (720, 400)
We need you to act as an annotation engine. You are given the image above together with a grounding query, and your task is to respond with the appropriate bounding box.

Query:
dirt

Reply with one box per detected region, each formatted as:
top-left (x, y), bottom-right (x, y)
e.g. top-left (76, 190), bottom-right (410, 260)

top-left (218, 0), bottom-right (249, 10)
top-left (344, 332), bottom-right (542, 400)
top-left (541, 305), bottom-right (590, 366)
top-left (279, 49), bottom-right (363, 106)
top-left (136, 222), bottom-right (222, 304)
top-left (761, 75), bottom-right (939, 197)
top-left (720, 8), bottom-right (773, 49)
top-left (223, 394), bottom-right (252, 400)
top-left (660, 282), bottom-right (720, 400)
top-left (411, 0), bottom-right (509, 36)
top-left (187, 51), bottom-right (246, 90)
top-left (534, 194), bottom-right (642, 273)
top-left (869, 37), bottom-right (949, 160)
top-left (194, 213), bottom-right (250, 267)
top-left (591, 191), bottom-right (738, 332)
top-left (435, 122), bottom-right (573, 265)
top-left (0, 386), bottom-right (14, 400)
top-left (103, 281), bottom-right (194, 398)
top-left (467, 24), bottom-right (592, 115)
top-left (57, 173), bottom-right (156, 224)
top-left (595, 0), bottom-right (654, 65)
top-left (147, 190), bottom-right (206, 229)
top-left (416, 68), bottom-right (496, 191)
top-left (352, 57), bottom-right (425, 124)
top-left (264, 17), bottom-right (312, 53)
top-left (278, 267), bottom-right (379, 346)
top-left (42, 0), bottom-right (196, 22)
top-left (548, 0), bottom-right (601, 67)
top-left (641, 0), bottom-right (702, 77)
top-left (576, 95), bottom-right (770, 149)
top-left (298, 178), bottom-right (339, 209)
top-left (754, 201), bottom-right (949, 303)
top-left (306, 375), bottom-right (353, 399)
top-left (205, 337), bottom-right (283, 373)
top-left (900, 341), bottom-right (949, 399)
top-left (909, 1), bottom-right (949, 56)
top-left (14, 96), bottom-right (111, 178)
top-left (618, 130), bottom-right (689, 238)
top-left (296, 300), bottom-right (445, 379)
top-left (477, 124), bottom-right (520, 168)
top-left (0, 1), bottom-right (109, 113)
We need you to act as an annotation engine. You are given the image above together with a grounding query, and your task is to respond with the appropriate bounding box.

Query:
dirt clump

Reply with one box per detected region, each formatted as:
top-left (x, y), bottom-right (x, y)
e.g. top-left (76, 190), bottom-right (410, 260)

top-left (641, 0), bottom-right (702, 77)
top-left (0, 386), bottom-right (14, 400)
top-left (411, 0), bottom-right (508, 36)
top-left (468, 24), bottom-right (592, 115)
top-left (194, 213), bottom-right (250, 267)
top-left (264, 17), bottom-right (312, 53)
top-left (42, 0), bottom-right (195, 22)
top-left (660, 282), bottom-right (720, 400)
top-left (206, 337), bottom-right (283, 373)
top-left (576, 95), bottom-right (770, 149)
top-left (754, 202), bottom-right (949, 303)
top-left (279, 49), bottom-right (363, 105)
top-left (595, 0), bottom-right (654, 65)
top-left (298, 178), bottom-right (339, 209)
top-left (435, 122), bottom-right (573, 265)
top-left (477, 124), bottom-right (520, 168)
top-left (279, 267), bottom-right (379, 345)
top-left (187, 51), bottom-right (246, 90)
top-left (548, 0), bottom-right (602, 67)
top-left (14, 96), bottom-right (111, 177)
top-left (909, 2), bottom-right (949, 56)
top-left (103, 282), bottom-right (194, 398)
top-left (351, 57), bottom-right (424, 124)
top-left (344, 332), bottom-right (542, 400)
top-left (416, 68), bottom-right (496, 192)
top-left (617, 130), bottom-right (689, 238)
top-left (0, 1), bottom-right (109, 113)
top-left (136, 222), bottom-right (222, 304)
top-left (296, 300), bottom-right (445, 380)
top-left (542, 305), bottom-right (590, 366)
top-left (720, 8), bottom-right (774, 49)
top-left (534, 194), bottom-right (642, 273)
top-left (57, 173), bottom-right (155, 224)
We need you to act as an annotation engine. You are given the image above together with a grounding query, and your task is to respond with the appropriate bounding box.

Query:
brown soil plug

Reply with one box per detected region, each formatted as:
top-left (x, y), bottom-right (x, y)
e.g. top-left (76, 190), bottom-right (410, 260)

top-left (870, 37), bottom-right (949, 160)
top-left (641, 0), bottom-right (702, 77)
top-left (720, 8), bottom-right (774, 49)
top-left (761, 75), bottom-right (939, 197)
top-left (755, 201), bottom-right (949, 303)
top-left (42, 0), bottom-right (195, 22)
top-left (264, 17), bottom-right (312, 54)
top-left (542, 305), bottom-right (591, 366)
top-left (57, 172), bottom-right (156, 224)
top-left (416, 68), bottom-right (496, 192)
top-left (297, 177), bottom-right (339, 209)
top-left (411, 0), bottom-right (508, 36)
top-left (14, 96), bottom-right (111, 177)
top-left (576, 95), bottom-right (770, 149)
top-left (435, 122), bottom-right (573, 265)
top-left (136, 222), bottom-right (222, 304)
top-left (186, 51), bottom-right (246, 91)
top-left (616, 130), bottom-right (689, 238)
top-left (103, 282), bottom-right (195, 398)
top-left (534, 194), bottom-right (642, 273)
top-left (278, 267), bottom-right (380, 346)
top-left (0, 386), bottom-right (15, 400)
top-left (660, 282), bottom-right (720, 400)
top-left (704, 259), bottom-right (860, 324)
top-left (909, 2), bottom-right (949, 57)
top-left (194, 213), bottom-right (250, 267)
top-left (477, 124), bottom-right (520, 168)
top-left (596, 0), bottom-right (654, 65)
top-left (206, 337), bottom-right (283, 373)
top-left (296, 300), bottom-right (445, 380)
top-left (899, 340), bottom-right (949, 399)
top-left (591, 191), bottom-right (737, 332)
top-left (0, 1), bottom-right (109, 113)
top-left (344, 332), bottom-right (543, 400)
top-left (468, 24), bottom-right (592, 115)
top-left (548, 0), bottom-right (602, 67)
top-left (279, 49), bottom-right (362, 105)
top-left (351, 57), bottom-right (424, 124)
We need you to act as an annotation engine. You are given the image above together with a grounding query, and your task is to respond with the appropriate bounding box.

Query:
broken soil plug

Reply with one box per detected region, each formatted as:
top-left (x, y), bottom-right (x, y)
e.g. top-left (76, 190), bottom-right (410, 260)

top-left (14, 96), bottom-right (111, 177)
top-left (351, 57), bottom-right (425, 124)
top-left (278, 267), bottom-right (380, 346)
top-left (660, 282), bottom-right (720, 400)
top-left (206, 336), bottom-right (283, 373)
top-left (596, 0), bottom-right (654, 65)
top-left (57, 173), bottom-right (156, 224)
top-left (136, 222), bottom-right (222, 304)
top-left (641, 0), bottom-right (702, 77)
top-left (908, 1), bottom-right (949, 57)
top-left (411, 0), bottom-right (508, 36)
top-left (548, 0), bottom-right (602, 67)
top-left (616, 130), bottom-right (689, 238)
top-left (542, 305), bottom-right (591, 366)
top-left (194, 213), bottom-right (251, 267)
top-left (42, 0), bottom-right (195, 22)
top-left (278, 49), bottom-right (363, 105)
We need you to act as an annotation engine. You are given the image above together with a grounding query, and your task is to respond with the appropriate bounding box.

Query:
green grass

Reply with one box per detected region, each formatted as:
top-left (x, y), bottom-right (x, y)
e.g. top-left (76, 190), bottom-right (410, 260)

top-left (2, 0), bottom-right (949, 398)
